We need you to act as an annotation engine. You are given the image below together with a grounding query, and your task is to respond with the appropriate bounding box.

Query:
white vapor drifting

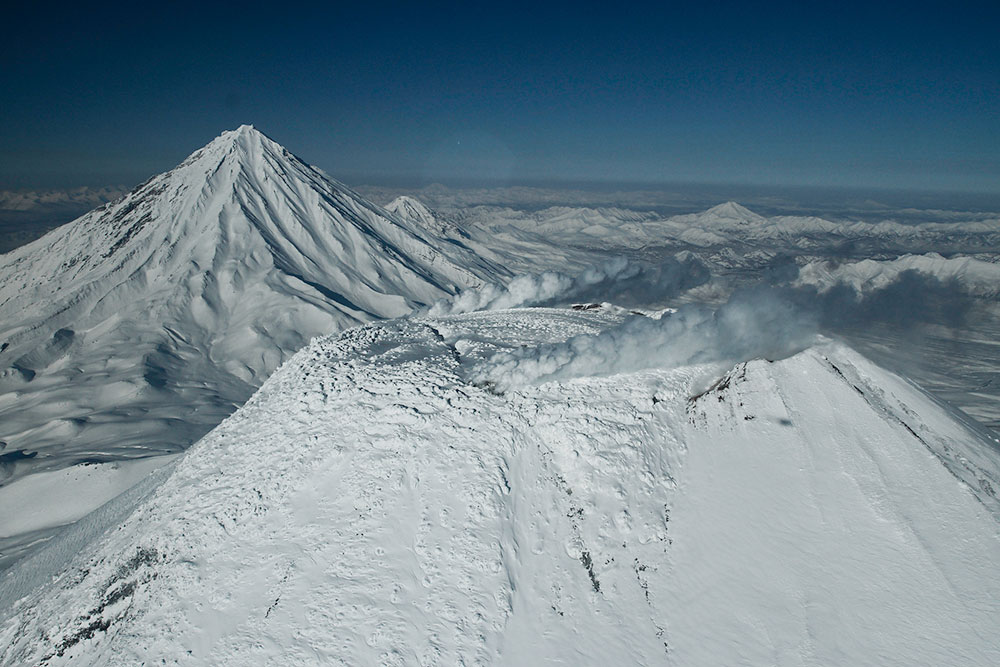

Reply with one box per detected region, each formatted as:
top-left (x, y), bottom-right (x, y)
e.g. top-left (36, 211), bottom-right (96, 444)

top-left (472, 287), bottom-right (817, 392)
top-left (428, 271), bottom-right (575, 316)
top-left (427, 255), bottom-right (709, 316)
top-left (464, 258), bottom-right (984, 393)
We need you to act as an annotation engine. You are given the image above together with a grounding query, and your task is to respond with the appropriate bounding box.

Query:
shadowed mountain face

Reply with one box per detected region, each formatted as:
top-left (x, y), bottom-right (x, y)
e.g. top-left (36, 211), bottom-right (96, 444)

top-left (0, 126), bottom-right (496, 492)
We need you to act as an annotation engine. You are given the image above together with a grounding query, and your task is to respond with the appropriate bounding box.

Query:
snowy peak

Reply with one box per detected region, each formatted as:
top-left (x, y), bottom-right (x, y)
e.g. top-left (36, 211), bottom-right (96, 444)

top-left (171, 125), bottom-right (318, 206)
top-left (1, 125), bottom-right (482, 315)
top-left (385, 195), bottom-right (436, 227)
top-left (174, 124), bottom-right (270, 174)
top-left (382, 195), bottom-right (488, 246)
top-left (701, 201), bottom-right (766, 224)
top-left (198, 123), bottom-right (267, 153)
top-left (0, 125), bottom-right (493, 501)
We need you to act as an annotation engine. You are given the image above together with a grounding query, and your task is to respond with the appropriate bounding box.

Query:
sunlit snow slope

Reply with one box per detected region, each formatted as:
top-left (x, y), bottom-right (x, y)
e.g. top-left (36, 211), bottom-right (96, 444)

top-left (2, 308), bottom-right (998, 666)
top-left (0, 126), bottom-right (496, 564)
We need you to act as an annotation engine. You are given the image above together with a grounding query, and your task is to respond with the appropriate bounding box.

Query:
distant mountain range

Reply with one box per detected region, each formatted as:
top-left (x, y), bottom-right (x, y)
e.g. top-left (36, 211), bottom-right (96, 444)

top-left (0, 187), bottom-right (129, 213)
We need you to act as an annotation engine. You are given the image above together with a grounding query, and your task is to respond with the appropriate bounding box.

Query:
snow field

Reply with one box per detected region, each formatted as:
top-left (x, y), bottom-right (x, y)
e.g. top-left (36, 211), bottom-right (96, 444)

top-left (1, 308), bottom-right (998, 665)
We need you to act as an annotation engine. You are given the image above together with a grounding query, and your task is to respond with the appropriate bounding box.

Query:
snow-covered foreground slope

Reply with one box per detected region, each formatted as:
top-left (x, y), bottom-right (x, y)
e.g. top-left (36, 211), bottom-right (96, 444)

top-left (0, 126), bottom-right (505, 563)
top-left (2, 308), bottom-right (999, 666)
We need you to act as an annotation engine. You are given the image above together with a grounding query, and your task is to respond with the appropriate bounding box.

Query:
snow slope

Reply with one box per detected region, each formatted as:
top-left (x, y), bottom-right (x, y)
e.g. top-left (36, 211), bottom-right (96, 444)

top-left (2, 308), bottom-right (998, 665)
top-left (384, 196), bottom-right (441, 233)
top-left (0, 126), bottom-right (500, 562)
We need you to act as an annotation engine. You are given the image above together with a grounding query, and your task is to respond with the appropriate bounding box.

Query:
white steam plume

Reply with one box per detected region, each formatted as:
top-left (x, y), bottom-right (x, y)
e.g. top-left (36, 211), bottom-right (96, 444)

top-left (471, 287), bottom-right (817, 392)
top-left (427, 255), bottom-right (709, 316)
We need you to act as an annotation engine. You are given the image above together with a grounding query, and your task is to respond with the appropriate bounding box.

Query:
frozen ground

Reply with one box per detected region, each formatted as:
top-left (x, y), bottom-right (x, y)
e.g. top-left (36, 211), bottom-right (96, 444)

top-left (1, 307), bottom-right (998, 665)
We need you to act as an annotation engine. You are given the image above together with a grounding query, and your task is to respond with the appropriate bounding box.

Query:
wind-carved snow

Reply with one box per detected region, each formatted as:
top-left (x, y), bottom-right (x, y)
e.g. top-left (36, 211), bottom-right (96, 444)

top-left (1, 308), bottom-right (998, 665)
top-left (0, 126), bottom-right (502, 566)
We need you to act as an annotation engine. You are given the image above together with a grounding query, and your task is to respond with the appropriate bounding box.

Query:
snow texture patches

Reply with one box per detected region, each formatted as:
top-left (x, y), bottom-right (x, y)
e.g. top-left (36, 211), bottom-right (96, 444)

top-left (4, 312), bottom-right (1000, 666)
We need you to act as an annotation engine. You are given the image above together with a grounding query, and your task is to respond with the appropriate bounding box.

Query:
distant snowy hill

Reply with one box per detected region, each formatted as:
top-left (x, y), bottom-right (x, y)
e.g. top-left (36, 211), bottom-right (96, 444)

top-left (796, 252), bottom-right (1000, 299)
top-left (386, 196), bottom-right (600, 277)
top-left (0, 126), bottom-right (500, 564)
top-left (384, 195), bottom-right (441, 232)
top-left (451, 200), bottom-right (1000, 261)
top-left (2, 308), bottom-right (998, 665)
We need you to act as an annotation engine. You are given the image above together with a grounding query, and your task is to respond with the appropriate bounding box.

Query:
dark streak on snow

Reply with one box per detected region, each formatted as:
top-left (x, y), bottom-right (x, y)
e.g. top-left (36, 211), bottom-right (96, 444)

top-left (579, 551), bottom-right (601, 593)
top-left (40, 546), bottom-right (162, 663)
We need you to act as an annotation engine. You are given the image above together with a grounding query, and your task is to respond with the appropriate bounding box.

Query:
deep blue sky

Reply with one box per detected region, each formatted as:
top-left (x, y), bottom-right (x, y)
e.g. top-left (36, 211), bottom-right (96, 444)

top-left (2, 1), bottom-right (998, 192)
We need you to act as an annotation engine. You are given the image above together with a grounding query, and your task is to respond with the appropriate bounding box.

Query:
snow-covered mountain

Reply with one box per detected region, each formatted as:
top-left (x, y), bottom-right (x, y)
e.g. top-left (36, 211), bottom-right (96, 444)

top-left (2, 307), bottom-right (998, 665)
top-left (386, 196), bottom-right (602, 278)
top-left (0, 126), bottom-right (501, 563)
top-left (384, 195), bottom-right (441, 232)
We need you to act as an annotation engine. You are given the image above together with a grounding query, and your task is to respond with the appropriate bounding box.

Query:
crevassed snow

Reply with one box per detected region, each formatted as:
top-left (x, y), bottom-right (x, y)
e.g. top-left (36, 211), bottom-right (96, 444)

top-left (2, 308), bottom-right (998, 666)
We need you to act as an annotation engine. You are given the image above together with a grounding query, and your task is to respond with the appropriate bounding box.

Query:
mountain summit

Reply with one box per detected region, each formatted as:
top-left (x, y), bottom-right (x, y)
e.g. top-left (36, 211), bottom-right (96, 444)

top-left (0, 127), bottom-right (494, 563)
top-left (2, 309), bottom-right (999, 665)
top-left (700, 201), bottom-right (766, 224)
